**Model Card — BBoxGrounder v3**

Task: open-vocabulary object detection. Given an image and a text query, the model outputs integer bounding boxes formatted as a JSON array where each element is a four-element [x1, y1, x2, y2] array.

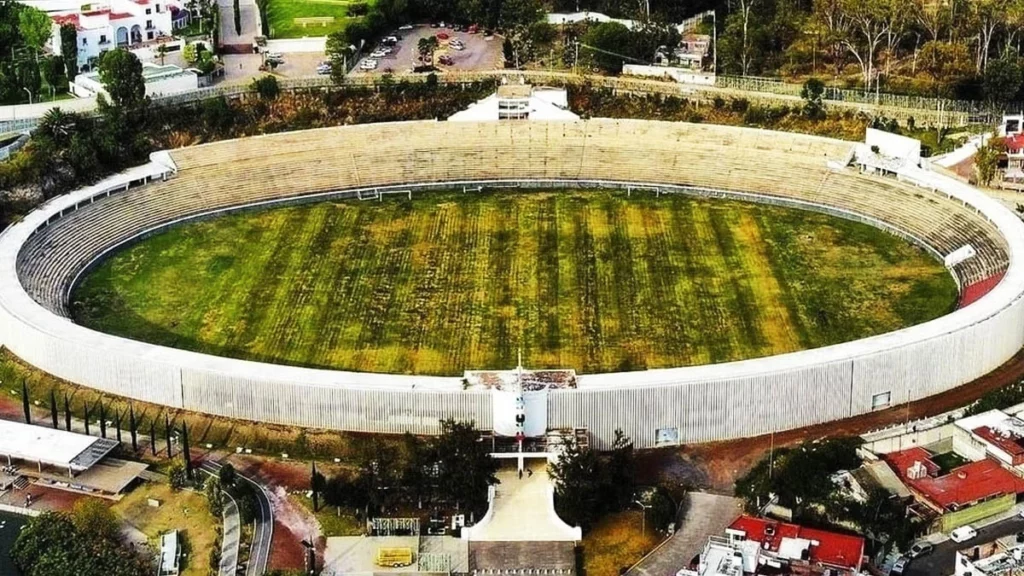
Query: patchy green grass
[[294, 495, 363, 537], [582, 511, 663, 576], [71, 190, 957, 376], [264, 0, 368, 38]]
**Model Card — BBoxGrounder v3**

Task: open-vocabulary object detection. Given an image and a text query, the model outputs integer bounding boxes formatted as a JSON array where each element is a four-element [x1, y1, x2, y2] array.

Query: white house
[[71, 62, 197, 98], [50, 0, 176, 72]]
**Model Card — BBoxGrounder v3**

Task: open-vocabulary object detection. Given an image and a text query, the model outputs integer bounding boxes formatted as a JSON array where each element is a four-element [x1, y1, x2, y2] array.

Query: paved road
[[905, 516, 1024, 576], [218, 494, 241, 576], [627, 492, 744, 576], [201, 460, 274, 576]]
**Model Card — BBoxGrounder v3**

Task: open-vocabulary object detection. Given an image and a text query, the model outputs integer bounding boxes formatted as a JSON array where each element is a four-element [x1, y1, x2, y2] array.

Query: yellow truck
[[375, 547, 414, 568]]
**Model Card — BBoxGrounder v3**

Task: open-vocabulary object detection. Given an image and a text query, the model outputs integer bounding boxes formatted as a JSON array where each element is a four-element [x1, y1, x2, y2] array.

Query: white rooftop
[[448, 87, 579, 122], [0, 419, 118, 471]]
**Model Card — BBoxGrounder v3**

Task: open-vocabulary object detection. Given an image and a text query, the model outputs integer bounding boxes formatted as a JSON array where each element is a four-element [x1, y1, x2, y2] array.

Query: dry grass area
[[294, 494, 364, 537], [581, 510, 663, 576], [111, 482, 218, 576]]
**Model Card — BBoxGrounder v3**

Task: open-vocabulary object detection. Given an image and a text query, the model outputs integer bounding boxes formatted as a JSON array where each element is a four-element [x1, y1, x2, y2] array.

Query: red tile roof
[[974, 425, 1024, 459], [1007, 134, 1024, 153], [885, 448, 1024, 509], [109, 12, 134, 19], [729, 516, 865, 572], [51, 13, 81, 28]]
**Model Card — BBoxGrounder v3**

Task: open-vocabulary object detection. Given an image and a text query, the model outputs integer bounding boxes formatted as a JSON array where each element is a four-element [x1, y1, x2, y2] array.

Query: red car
[[438, 55, 454, 65], [468, 24, 479, 34], [436, 32, 450, 40]]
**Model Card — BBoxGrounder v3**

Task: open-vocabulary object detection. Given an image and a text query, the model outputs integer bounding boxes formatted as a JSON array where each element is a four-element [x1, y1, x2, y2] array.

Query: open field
[[111, 483, 218, 576], [71, 189, 957, 376], [264, 0, 367, 38]]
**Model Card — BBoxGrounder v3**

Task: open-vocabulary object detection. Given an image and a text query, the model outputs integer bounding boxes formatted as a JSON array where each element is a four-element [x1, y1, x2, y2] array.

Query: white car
[[950, 526, 978, 543], [265, 51, 283, 60], [399, 24, 414, 30], [370, 49, 388, 58], [360, 59, 378, 70], [450, 40, 465, 50]]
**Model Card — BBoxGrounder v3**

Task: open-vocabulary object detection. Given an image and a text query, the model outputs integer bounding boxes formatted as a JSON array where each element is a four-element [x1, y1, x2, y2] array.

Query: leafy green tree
[[432, 419, 499, 515], [70, 498, 120, 542], [16, 58, 41, 101], [18, 6, 50, 61], [60, 24, 78, 81], [218, 462, 237, 487], [582, 21, 632, 73], [326, 31, 354, 83], [983, 55, 1023, 104], [13, 511, 151, 576], [975, 137, 1006, 187], [251, 74, 280, 99], [606, 429, 635, 509], [417, 36, 439, 65], [98, 49, 146, 110], [42, 55, 67, 96], [549, 436, 605, 530], [169, 460, 189, 488], [801, 77, 826, 119], [204, 474, 224, 515]]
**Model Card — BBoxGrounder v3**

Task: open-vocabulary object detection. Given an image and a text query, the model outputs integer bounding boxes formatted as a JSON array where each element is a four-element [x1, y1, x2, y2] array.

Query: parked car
[[907, 542, 934, 559], [950, 525, 978, 543], [436, 32, 450, 40], [265, 51, 283, 60], [399, 24, 414, 30], [438, 55, 454, 66], [890, 557, 908, 576], [450, 39, 465, 48], [316, 62, 332, 74], [468, 24, 479, 33], [370, 49, 389, 58], [383, 35, 400, 45], [360, 59, 378, 70]]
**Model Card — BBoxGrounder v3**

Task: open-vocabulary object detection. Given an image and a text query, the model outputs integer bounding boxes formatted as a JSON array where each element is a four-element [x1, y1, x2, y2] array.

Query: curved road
[[201, 460, 274, 576]]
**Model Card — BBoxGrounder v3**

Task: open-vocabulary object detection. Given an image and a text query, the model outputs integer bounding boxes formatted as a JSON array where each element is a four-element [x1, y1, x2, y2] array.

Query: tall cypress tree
[[150, 420, 157, 456], [99, 402, 107, 438], [114, 408, 122, 444], [21, 381, 30, 424], [63, 393, 71, 431], [311, 461, 320, 512], [83, 401, 90, 435], [181, 423, 192, 480], [164, 414, 172, 458], [129, 405, 138, 452], [49, 389, 58, 429]]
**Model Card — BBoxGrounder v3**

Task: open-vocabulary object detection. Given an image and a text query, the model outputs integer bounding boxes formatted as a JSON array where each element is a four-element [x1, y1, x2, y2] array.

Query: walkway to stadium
[[464, 461, 580, 542]]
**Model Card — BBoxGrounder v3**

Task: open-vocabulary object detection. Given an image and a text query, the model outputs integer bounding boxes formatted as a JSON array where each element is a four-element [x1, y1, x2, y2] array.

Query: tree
[[70, 499, 120, 542], [149, 420, 156, 455], [219, 462, 237, 487], [801, 77, 826, 119], [83, 401, 90, 435], [114, 408, 122, 443], [63, 393, 71, 431], [42, 55, 67, 97], [155, 43, 169, 66], [18, 7, 50, 61], [326, 31, 355, 83], [549, 436, 605, 530], [233, 0, 241, 35], [169, 460, 189, 488], [983, 55, 1023, 104], [736, 0, 760, 76], [21, 380, 30, 424], [251, 75, 280, 99], [128, 405, 138, 451], [841, 0, 892, 89], [49, 389, 58, 428], [99, 402, 107, 438], [97, 49, 146, 110], [919, 40, 973, 97], [181, 422, 192, 479], [13, 510, 152, 576], [975, 137, 1006, 187], [417, 36, 439, 65], [311, 461, 324, 512], [165, 414, 173, 457], [60, 24, 78, 81], [606, 429, 635, 509], [581, 22, 632, 73], [432, 419, 499, 514], [204, 475, 224, 516]]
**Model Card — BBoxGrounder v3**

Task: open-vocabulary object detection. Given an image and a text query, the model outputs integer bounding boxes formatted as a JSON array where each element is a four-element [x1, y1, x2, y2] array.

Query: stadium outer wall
[[1, 120, 1023, 450]]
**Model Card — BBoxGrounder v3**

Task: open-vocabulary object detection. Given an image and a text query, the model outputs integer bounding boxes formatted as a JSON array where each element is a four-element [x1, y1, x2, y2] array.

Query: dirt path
[[637, 349, 1024, 492]]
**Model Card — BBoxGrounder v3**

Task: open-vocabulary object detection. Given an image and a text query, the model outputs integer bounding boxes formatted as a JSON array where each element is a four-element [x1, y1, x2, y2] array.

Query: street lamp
[[633, 499, 651, 535], [22, 87, 32, 105]]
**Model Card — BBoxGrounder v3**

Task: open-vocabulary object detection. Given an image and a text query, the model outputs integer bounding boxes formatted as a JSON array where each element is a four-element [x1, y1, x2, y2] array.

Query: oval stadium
[[2, 119, 1023, 450]]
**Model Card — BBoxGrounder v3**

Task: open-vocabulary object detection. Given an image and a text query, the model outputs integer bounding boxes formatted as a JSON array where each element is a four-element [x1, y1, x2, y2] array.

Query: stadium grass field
[[70, 190, 958, 376]]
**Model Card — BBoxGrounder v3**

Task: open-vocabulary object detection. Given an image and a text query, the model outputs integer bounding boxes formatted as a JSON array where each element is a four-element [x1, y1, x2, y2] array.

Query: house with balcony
[[50, 0, 175, 72]]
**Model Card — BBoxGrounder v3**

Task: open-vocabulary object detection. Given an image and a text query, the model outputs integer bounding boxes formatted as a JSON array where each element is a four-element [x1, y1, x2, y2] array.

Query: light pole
[[633, 499, 651, 535], [22, 87, 32, 105]]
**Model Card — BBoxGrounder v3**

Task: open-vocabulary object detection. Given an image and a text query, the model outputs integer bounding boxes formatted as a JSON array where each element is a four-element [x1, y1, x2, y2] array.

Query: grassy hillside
[[71, 190, 957, 376]]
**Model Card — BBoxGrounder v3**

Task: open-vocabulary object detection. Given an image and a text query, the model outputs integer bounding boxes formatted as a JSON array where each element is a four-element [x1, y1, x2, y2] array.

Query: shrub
[[251, 75, 280, 100]]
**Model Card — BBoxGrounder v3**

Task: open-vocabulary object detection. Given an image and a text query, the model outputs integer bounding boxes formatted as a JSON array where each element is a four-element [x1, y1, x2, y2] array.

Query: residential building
[[954, 534, 1024, 576], [884, 446, 1024, 531], [50, 0, 176, 72], [678, 516, 865, 576], [71, 62, 198, 98]]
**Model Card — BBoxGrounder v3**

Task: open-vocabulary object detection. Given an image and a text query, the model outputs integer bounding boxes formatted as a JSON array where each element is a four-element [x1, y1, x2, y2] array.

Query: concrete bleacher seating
[[15, 120, 1010, 317]]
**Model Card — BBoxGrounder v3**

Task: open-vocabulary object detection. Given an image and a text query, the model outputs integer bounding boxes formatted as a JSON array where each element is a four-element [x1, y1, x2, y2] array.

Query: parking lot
[[353, 24, 504, 74]]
